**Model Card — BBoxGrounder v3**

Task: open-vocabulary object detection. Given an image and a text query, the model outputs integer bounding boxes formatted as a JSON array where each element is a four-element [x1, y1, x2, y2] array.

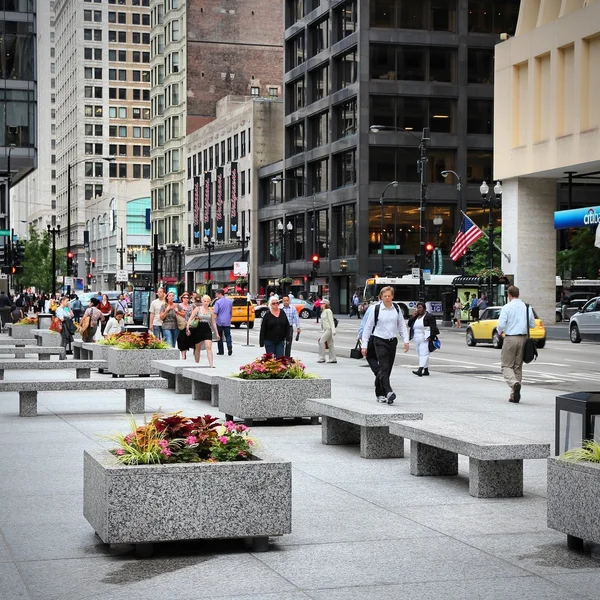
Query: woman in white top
[[407, 301, 440, 377], [317, 299, 337, 363], [104, 311, 126, 338]]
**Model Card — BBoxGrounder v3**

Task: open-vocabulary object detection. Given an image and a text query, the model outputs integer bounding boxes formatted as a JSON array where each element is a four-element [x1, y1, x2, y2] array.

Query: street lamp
[[46, 216, 61, 297], [4, 144, 16, 239], [127, 250, 137, 278], [157, 245, 167, 281], [66, 155, 115, 292], [203, 236, 216, 297], [480, 180, 503, 302], [379, 180, 399, 276], [173, 242, 185, 285], [277, 220, 293, 295], [441, 169, 463, 273], [370, 125, 430, 300]]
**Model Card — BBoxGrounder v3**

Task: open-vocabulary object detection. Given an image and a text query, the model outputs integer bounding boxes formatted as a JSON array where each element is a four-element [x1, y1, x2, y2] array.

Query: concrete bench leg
[[410, 440, 458, 476], [0, 369, 3, 380], [38, 353, 50, 361], [15, 350, 26, 359], [321, 416, 360, 445], [175, 373, 192, 394], [469, 458, 523, 498], [125, 389, 145, 414], [19, 391, 38, 417], [192, 380, 211, 402], [360, 426, 404, 459], [76, 368, 91, 379], [73, 346, 81, 359], [210, 385, 218, 407], [160, 371, 176, 389]]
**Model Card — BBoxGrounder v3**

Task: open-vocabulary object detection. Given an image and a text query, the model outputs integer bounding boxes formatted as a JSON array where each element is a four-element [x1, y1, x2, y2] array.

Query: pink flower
[[239, 424, 248, 431], [158, 439, 168, 448], [160, 448, 172, 456], [248, 439, 254, 446], [225, 421, 236, 431], [218, 436, 228, 444], [185, 435, 197, 445], [115, 448, 124, 455]]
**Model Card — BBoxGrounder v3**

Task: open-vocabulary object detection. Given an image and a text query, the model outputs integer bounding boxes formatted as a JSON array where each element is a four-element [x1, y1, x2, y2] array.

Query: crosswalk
[[458, 368, 600, 386]]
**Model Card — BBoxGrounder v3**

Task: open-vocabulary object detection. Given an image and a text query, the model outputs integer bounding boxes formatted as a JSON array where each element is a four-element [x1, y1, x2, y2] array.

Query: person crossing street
[[281, 295, 301, 357]]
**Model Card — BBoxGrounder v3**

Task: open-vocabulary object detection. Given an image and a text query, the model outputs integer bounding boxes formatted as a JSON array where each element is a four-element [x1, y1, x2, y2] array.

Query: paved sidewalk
[[1, 337, 599, 600]]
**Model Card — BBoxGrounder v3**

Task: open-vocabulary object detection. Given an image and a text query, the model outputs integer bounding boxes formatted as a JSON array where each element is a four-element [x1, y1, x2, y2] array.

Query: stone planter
[[219, 376, 331, 425], [83, 448, 291, 553], [7, 324, 38, 339], [547, 457, 600, 549], [106, 347, 179, 377]]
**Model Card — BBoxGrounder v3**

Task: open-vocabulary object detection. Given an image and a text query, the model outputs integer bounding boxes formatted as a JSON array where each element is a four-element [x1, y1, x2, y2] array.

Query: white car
[[569, 297, 600, 343]]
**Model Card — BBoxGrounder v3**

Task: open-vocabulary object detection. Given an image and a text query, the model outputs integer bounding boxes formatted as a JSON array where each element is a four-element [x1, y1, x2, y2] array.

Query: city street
[[232, 317, 600, 393]]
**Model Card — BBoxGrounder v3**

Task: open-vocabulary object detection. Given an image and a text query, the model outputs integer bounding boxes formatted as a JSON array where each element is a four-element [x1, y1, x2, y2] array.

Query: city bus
[[362, 275, 457, 318]]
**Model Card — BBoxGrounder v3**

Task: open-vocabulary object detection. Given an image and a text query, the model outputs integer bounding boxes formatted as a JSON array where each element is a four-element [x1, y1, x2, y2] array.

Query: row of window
[[83, 160, 150, 179], [84, 105, 150, 120], [85, 0, 151, 5], [286, 0, 356, 41], [83, 123, 150, 138], [371, 44, 456, 83], [84, 10, 150, 25], [84, 67, 150, 82], [370, 0, 458, 32], [84, 47, 150, 63], [185, 129, 252, 179], [85, 85, 150, 101], [108, 144, 150, 157], [84, 28, 149, 44]]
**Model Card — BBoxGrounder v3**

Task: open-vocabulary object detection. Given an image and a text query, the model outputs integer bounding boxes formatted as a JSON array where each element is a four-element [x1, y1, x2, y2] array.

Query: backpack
[[373, 302, 400, 329]]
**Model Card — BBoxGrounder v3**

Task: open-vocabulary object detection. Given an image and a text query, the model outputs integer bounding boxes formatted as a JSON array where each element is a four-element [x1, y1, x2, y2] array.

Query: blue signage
[[554, 206, 600, 229]]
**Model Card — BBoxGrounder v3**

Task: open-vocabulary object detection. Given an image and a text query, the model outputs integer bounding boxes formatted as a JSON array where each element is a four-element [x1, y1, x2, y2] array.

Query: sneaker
[[228, 348, 233, 356], [317, 359, 325, 363], [376, 396, 387, 403], [327, 360, 337, 363], [512, 382, 521, 403], [386, 392, 396, 405]]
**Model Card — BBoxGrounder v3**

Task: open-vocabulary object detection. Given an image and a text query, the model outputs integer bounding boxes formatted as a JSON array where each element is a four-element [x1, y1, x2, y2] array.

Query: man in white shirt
[[361, 286, 410, 404], [497, 285, 536, 403], [148, 288, 166, 339]]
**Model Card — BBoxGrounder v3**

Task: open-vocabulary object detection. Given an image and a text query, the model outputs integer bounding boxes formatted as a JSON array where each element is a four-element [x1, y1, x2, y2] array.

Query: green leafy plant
[[15, 316, 38, 325], [560, 439, 600, 464], [236, 354, 315, 380], [278, 276, 293, 285], [100, 332, 170, 349], [102, 412, 255, 465]]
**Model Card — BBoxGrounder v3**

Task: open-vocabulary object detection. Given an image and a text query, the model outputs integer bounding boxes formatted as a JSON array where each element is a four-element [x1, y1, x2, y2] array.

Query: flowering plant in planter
[[477, 267, 505, 279], [236, 353, 314, 380], [560, 439, 600, 463], [97, 332, 128, 346], [104, 332, 170, 350], [102, 412, 255, 465], [16, 316, 37, 325]]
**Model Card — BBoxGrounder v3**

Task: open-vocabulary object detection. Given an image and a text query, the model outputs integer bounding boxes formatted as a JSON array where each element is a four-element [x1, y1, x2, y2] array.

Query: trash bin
[[37, 313, 53, 330], [555, 392, 600, 455]]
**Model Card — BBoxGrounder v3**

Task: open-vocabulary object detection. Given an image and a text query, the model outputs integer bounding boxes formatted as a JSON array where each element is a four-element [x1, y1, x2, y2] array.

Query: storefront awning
[[452, 276, 482, 286], [184, 250, 242, 272]]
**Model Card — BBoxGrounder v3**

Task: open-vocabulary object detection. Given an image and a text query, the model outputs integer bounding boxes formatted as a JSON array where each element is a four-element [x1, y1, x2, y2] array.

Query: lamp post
[[480, 180, 503, 303], [441, 169, 463, 273], [370, 125, 430, 300], [127, 250, 137, 278], [173, 242, 185, 285], [379, 180, 399, 276], [66, 155, 114, 292], [115, 226, 125, 292], [5, 144, 15, 241], [203, 236, 215, 297], [157, 245, 167, 282], [46, 216, 61, 298], [277, 220, 293, 295]]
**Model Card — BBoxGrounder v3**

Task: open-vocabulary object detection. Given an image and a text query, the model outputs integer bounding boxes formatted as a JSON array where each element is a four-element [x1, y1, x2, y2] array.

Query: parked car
[[210, 296, 255, 329], [556, 299, 588, 322], [466, 306, 546, 349], [255, 298, 314, 320], [569, 297, 600, 343]]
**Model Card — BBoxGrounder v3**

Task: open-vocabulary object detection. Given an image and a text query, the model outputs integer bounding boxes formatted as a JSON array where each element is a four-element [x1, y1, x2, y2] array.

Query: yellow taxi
[[210, 296, 255, 329], [465, 306, 546, 349]]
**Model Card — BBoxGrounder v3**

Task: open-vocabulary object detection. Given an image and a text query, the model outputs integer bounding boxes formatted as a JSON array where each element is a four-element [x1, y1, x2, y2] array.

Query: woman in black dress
[[186, 294, 219, 366]]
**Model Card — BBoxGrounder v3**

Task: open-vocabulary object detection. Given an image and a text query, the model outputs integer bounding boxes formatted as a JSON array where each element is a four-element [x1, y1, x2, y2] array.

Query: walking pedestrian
[[357, 297, 383, 398], [313, 296, 322, 323], [407, 301, 439, 377], [317, 299, 337, 363], [470, 295, 479, 321], [80, 297, 103, 343], [361, 286, 410, 404], [259, 296, 289, 358], [159, 291, 184, 348], [281, 295, 301, 357], [187, 294, 219, 366], [349, 292, 360, 318], [115, 293, 128, 316], [213, 289, 233, 356], [55, 296, 75, 355], [70, 294, 83, 323], [176, 292, 194, 359], [149, 287, 166, 339], [497, 285, 536, 403], [453, 297, 463, 328]]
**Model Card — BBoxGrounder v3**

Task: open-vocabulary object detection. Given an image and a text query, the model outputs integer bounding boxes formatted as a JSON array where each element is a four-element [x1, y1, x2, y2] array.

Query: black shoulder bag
[[523, 304, 538, 364]]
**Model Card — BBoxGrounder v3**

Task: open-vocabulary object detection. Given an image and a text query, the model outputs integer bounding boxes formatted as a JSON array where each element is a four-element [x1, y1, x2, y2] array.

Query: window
[[370, 0, 456, 32], [118, 50, 126, 62], [337, 0, 357, 40], [287, 122, 305, 156], [227, 138, 232, 162], [119, 88, 127, 100], [108, 11, 116, 22], [118, 31, 126, 43], [118, 69, 126, 81], [288, 77, 305, 113], [119, 163, 127, 178], [310, 158, 328, 193], [109, 30, 116, 42], [335, 98, 357, 139], [133, 164, 142, 179], [133, 126, 141, 138], [467, 99, 493, 134], [250, 86, 260, 96], [310, 18, 329, 57], [334, 149, 356, 188], [285, 166, 305, 199], [268, 87, 278, 98], [119, 125, 127, 137], [369, 146, 420, 182], [109, 68, 116, 80], [133, 32, 141, 44], [119, 144, 127, 156], [468, 0, 519, 36], [334, 204, 356, 256], [288, 32, 305, 69], [233, 135, 239, 161], [337, 49, 357, 89], [288, 0, 304, 26], [310, 63, 329, 102], [466, 150, 492, 183], [468, 48, 494, 84], [309, 111, 328, 148], [369, 96, 456, 133], [118, 12, 126, 24], [132, 13, 140, 24]]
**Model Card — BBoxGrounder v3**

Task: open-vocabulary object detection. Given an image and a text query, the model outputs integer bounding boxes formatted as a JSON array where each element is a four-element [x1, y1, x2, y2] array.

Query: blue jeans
[[152, 325, 163, 339], [264, 340, 285, 358], [217, 325, 232, 354], [162, 328, 179, 348]]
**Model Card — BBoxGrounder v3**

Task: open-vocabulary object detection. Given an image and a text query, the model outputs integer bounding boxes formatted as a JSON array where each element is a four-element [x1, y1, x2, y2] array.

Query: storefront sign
[[193, 176, 201, 244], [203, 172, 212, 238], [215, 167, 224, 242], [554, 206, 600, 229], [230, 162, 238, 235]]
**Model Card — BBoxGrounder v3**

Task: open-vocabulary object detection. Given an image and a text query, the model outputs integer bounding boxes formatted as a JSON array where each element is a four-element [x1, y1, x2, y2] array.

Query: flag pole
[[460, 211, 511, 262]]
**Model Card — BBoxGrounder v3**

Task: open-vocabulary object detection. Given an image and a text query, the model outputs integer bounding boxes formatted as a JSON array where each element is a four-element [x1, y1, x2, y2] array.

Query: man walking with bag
[[497, 285, 536, 403], [282, 295, 300, 357]]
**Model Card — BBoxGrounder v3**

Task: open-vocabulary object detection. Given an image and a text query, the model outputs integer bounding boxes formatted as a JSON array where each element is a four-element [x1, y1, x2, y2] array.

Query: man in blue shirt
[[213, 289, 233, 356], [497, 285, 536, 403], [281, 295, 300, 357]]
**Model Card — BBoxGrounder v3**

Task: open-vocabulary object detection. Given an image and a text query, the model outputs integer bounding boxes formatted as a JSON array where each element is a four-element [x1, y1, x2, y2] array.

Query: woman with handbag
[[453, 297, 463, 328], [407, 301, 439, 377], [80, 297, 103, 343], [187, 294, 219, 365], [317, 299, 337, 363], [176, 292, 194, 359], [159, 291, 185, 348]]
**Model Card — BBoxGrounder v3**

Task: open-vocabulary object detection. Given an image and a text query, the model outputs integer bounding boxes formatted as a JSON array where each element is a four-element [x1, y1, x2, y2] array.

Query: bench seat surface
[[0, 360, 106, 369], [389, 419, 550, 460], [0, 378, 169, 392], [0, 346, 64, 353], [181, 367, 224, 383], [151, 360, 209, 374]]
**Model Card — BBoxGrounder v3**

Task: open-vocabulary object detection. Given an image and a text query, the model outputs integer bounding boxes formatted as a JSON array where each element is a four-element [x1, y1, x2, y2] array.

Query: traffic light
[[384, 264, 393, 277], [311, 254, 320, 271], [0, 245, 5, 266], [1, 266, 22, 275], [87, 273, 92, 280], [90, 257, 96, 267], [14, 241, 25, 266], [424, 242, 434, 263]]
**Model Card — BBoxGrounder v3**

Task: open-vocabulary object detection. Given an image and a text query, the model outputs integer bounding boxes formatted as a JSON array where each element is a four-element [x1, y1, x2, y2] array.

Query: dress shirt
[[361, 302, 409, 346], [497, 298, 536, 335], [213, 297, 233, 326], [282, 304, 300, 329], [357, 303, 377, 339]]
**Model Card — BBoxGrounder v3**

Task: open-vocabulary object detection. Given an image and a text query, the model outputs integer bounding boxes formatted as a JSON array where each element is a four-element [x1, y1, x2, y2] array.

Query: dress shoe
[[512, 382, 521, 403], [423, 369, 430, 376], [412, 368, 423, 377], [216, 352, 225, 356], [228, 348, 233, 356]]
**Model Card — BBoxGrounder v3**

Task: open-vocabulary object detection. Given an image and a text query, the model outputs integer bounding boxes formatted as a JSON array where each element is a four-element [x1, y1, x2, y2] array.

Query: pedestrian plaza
[[1, 335, 599, 600]]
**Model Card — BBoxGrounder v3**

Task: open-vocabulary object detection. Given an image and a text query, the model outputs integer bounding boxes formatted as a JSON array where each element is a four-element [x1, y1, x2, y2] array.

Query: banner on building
[[215, 167, 225, 242], [193, 176, 201, 244], [203, 172, 212, 239], [230, 162, 238, 235]]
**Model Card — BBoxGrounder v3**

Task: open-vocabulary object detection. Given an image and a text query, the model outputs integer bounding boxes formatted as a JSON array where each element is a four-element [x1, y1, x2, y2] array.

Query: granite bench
[[0, 359, 107, 380], [73, 340, 85, 359], [388, 419, 550, 498], [0, 377, 169, 416], [0, 346, 65, 360], [33, 330, 62, 347], [152, 360, 208, 394], [0, 339, 37, 347], [82, 342, 107, 371], [305, 398, 423, 459], [181, 367, 225, 407]]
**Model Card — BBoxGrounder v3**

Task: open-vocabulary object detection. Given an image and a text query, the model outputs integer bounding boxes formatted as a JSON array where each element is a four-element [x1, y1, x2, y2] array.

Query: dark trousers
[[366, 337, 383, 397], [217, 325, 232, 354], [373, 337, 398, 396], [265, 339, 285, 358], [284, 326, 294, 357]]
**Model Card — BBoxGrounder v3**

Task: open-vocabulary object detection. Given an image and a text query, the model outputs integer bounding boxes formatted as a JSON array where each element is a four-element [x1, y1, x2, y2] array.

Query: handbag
[[428, 337, 441, 352], [350, 340, 363, 359], [333, 317, 339, 328], [176, 314, 187, 330], [523, 304, 538, 364], [79, 314, 90, 334]]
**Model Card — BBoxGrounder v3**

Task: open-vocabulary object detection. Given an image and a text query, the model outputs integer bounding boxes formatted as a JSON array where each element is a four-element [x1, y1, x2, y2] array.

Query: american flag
[[450, 216, 484, 261]]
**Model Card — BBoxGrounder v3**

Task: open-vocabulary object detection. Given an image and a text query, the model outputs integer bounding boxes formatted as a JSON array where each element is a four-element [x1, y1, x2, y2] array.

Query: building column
[[501, 177, 556, 323]]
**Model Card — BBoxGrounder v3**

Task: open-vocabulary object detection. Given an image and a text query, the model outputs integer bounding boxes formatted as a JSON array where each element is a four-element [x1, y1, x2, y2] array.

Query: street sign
[[116, 269, 129, 282], [64, 277, 74, 287], [423, 270, 431, 281], [0, 273, 7, 280], [411, 268, 420, 279], [233, 261, 248, 276], [310, 284, 318, 292], [0, 229, 10, 237]]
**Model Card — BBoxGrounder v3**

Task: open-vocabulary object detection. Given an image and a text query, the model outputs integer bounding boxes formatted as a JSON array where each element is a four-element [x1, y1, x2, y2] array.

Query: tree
[[14, 226, 67, 292], [463, 226, 502, 276], [557, 228, 600, 279]]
